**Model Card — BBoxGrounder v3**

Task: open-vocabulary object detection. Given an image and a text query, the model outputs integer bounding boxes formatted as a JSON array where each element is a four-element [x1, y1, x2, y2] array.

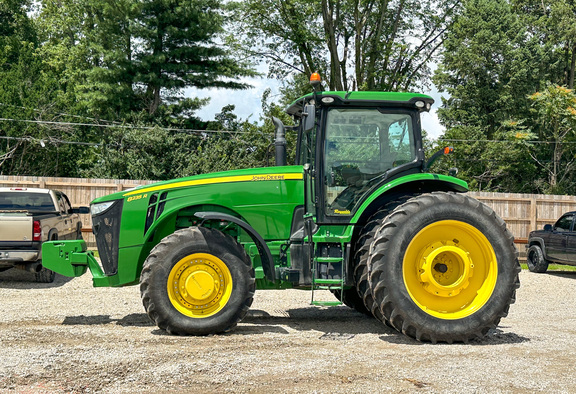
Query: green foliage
[[230, 0, 460, 95], [1, 0, 262, 179], [432, 0, 576, 194], [522, 85, 576, 193]]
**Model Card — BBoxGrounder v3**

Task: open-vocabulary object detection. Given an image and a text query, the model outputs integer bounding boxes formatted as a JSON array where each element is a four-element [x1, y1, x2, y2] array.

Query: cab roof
[[285, 91, 434, 117]]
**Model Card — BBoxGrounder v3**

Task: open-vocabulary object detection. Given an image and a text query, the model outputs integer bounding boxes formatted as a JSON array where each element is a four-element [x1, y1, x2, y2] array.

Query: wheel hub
[[184, 268, 220, 301], [419, 242, 474, 297], [168, 253, 231, 317]]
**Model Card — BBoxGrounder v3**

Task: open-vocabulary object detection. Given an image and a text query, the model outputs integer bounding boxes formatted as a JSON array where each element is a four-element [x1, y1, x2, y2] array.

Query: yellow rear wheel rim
[[403, 220, 498, 319], [168, 253, 233, 318]]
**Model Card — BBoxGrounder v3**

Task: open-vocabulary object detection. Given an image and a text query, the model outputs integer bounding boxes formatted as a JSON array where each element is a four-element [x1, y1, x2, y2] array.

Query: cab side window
[[554, 214, 574, 232], [56, 193, 71, 214]]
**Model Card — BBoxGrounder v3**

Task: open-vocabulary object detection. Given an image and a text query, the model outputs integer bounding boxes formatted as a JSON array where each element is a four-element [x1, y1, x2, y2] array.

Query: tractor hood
[[91, 165, 305, 205]]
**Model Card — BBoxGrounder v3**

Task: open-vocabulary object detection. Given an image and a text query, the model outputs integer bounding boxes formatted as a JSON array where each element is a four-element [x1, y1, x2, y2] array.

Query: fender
[[194, 211, 275, 282], [351, 173, 468, 224], [528, 237, 548, 259]]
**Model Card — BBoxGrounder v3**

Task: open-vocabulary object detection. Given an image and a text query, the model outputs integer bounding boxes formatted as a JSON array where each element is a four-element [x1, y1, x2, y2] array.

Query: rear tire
[[331, 288, 371, 315], [140, 227, 255, 335], [354, 196, 417, 321], [35, 265, 56, 283], [369, 192, 520, 343], [526, 245, 549, 273]]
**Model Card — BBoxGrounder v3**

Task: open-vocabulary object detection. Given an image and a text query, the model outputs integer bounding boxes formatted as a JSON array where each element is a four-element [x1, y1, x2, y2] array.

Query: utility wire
[[439, 138, 576, 145], [0, 103, 123, 125], [0, 117, 268, 135]]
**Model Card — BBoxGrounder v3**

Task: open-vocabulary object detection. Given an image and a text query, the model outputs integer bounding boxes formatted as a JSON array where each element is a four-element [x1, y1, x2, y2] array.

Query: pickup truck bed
[[0, 188, 88, 282]]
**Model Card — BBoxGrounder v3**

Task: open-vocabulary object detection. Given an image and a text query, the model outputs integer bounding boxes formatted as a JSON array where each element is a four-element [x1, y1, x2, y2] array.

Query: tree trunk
[[569, 43, 575, 89], [321, 0, 344, 91]]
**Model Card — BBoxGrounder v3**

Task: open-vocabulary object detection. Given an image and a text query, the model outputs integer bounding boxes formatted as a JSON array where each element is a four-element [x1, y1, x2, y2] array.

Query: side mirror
[[303, 104, 316, 132], [72, 206, 90, 214], [544, 224, 553, 232], [425, 146, 454, 170]]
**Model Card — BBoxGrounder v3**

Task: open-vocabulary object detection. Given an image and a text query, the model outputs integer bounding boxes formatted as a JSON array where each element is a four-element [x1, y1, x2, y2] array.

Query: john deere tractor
[[43, 76, 520, 343]]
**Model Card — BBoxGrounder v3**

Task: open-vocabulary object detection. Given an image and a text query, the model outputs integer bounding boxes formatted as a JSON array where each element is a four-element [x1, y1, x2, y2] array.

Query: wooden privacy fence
[[1, 176, 575, 258]]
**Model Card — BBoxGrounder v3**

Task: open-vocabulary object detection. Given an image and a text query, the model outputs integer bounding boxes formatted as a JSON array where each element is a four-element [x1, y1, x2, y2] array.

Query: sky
[[189, 76, 446, 140]]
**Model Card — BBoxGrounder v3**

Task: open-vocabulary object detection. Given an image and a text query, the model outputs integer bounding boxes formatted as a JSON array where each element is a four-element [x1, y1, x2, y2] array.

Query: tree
[[524, 85, 576, 193], [132, 0, 256, 119], [37, 0, 256, 124], [231, 0, 459, 96], [513, 0, 576, 89], [434, 0, 537, 135], [431, 0, 547, 192]]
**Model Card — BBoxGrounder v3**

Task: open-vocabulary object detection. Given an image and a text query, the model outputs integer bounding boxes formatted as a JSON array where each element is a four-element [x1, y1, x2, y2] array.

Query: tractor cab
[[275, 81, 434, 225]]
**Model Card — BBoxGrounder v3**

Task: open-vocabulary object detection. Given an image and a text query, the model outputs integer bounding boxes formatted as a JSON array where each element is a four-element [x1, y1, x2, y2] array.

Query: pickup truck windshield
[[0, 192, 55, 211]]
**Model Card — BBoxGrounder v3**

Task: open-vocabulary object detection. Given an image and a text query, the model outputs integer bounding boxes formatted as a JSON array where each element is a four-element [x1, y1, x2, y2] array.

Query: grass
[[520, 262, 576, 272]]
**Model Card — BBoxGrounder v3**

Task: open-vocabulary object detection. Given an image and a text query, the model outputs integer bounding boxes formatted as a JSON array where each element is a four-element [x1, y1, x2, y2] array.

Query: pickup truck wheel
[[369, 192, 520, 343], [76, 225, 83, 240], [35, 265, 56, 283], [526, 245, 549, 273], [140, 227, 255, 335]]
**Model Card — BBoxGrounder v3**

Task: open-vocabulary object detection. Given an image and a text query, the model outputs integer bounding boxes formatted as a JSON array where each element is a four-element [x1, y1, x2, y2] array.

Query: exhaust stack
[[271, 117, 287, 166]]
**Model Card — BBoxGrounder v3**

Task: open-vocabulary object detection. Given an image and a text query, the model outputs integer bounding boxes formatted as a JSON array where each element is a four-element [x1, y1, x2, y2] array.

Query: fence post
[[530, 196, 537, 232]]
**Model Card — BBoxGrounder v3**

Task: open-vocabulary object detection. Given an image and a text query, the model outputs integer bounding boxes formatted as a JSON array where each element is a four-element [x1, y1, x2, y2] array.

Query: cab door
[[55, 192, 75, 240], [547, 213, 574, 262], [564, 214, 576, 264]]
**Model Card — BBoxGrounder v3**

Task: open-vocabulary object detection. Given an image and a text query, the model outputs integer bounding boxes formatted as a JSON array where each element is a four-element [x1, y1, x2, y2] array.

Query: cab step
[[311, 300, 342, 306]]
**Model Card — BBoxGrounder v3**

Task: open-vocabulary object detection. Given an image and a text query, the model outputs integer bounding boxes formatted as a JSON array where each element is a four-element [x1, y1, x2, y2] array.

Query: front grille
[[92, 200, 123, 275]]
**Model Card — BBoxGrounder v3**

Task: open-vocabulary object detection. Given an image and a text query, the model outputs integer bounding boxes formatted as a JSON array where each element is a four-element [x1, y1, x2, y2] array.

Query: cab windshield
[[324, 108, 415, 215]]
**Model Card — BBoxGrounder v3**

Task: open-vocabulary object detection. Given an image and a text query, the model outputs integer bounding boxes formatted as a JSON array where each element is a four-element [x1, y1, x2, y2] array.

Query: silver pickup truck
[[0, 188, 88, 282]]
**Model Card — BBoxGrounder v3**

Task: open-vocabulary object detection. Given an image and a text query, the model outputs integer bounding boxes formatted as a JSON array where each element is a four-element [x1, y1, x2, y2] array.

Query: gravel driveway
[[0, 268, 575, 393]]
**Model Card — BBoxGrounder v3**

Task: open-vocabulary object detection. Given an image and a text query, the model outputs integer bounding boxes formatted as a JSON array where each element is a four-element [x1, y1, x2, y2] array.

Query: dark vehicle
[[527, 211, 576, 272]]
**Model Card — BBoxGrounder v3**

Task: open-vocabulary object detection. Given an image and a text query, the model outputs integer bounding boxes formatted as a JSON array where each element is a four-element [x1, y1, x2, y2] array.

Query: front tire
[[369, 192, 520, 343], [140, 227, 255, 335], [526, 245, 549, 273]]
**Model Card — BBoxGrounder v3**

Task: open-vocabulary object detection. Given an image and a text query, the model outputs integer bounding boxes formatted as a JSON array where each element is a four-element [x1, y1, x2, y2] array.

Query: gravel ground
[[0, 268, 575, 393]]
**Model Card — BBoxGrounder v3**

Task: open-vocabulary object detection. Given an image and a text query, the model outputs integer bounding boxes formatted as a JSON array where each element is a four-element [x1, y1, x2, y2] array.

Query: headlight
[[91, 201, 117, 216]]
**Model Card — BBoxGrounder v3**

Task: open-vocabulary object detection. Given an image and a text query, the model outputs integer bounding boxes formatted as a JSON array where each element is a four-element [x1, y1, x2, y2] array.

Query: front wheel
[[369, 192, 520, 343], [526, 245, 549, 273], [140, 227, 255, 335]]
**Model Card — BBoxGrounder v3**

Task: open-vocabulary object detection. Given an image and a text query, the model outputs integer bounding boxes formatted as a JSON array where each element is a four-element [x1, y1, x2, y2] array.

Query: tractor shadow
[[62, 313, 155, 327], [240, 307, 529, 345], [240, 306, 392, 338], [0, 269, 74, 289], [59, 307, 529, 346]]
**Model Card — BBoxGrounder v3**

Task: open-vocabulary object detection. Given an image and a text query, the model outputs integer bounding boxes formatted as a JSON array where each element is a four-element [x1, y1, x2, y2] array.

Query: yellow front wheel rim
[[168, 253, 233, 318], [403, 220, 498, 319]]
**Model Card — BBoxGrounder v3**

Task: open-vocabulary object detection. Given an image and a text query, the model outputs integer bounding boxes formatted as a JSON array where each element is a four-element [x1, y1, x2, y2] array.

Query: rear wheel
[[35, 264, 56, 283], [140, 227, 255, 335], [354, 196, 417, 321], [526, 245, 549, 273], [331, 288, 370, 315], [369, 192, 520, 343]]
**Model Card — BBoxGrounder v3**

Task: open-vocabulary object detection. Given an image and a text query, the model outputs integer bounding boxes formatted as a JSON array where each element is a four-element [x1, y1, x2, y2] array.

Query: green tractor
[[43, 76, 520, 343]]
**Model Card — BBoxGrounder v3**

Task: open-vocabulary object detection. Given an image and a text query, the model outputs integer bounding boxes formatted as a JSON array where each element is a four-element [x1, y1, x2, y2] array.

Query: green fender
[[350, 173, 468, 224]]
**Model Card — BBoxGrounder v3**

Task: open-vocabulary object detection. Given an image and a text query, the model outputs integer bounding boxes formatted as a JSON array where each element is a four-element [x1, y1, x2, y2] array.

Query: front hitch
[[42, 240, 104, 278]]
